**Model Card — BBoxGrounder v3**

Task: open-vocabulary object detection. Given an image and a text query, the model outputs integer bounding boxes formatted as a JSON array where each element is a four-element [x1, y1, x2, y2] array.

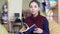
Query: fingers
[[33, 30, 37, 33], [34, 28, 40, 31], [33, 28, 43, 33]]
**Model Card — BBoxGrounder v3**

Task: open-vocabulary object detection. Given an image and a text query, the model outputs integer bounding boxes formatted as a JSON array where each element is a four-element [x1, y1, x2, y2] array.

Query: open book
[[16, 24, 37, 34], [23, 24, 37, 34]]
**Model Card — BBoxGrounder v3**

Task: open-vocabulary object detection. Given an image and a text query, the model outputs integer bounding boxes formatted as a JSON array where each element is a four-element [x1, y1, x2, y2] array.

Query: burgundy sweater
[[26, 14, 50, 34]]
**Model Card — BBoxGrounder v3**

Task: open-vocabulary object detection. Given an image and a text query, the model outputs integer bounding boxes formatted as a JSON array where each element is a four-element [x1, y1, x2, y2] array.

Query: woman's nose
[[32, 8, 35, 10]]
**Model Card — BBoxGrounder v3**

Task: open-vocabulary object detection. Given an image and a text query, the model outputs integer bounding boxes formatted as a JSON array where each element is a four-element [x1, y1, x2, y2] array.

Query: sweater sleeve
[[42, 18, 50, 34]]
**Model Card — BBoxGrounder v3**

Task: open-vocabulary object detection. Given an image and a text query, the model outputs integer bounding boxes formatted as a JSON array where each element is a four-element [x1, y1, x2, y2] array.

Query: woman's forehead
[[30, 2, 38, 6]]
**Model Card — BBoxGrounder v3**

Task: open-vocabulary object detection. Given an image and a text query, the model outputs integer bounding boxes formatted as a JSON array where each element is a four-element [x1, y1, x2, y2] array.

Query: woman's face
[[29, 2, 40, 15]]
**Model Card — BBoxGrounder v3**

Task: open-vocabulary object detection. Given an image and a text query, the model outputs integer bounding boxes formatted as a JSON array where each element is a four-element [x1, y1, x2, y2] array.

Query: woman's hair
[[29, 0, 40, 7]]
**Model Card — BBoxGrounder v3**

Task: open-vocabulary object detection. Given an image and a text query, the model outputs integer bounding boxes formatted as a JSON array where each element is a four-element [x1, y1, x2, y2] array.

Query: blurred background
[[0, 0, 60, 34]]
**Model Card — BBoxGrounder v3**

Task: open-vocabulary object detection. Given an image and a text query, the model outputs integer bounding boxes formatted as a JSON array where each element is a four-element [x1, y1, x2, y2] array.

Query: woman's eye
[[29, 5, 37, 8], [30, 6, 32, 8]]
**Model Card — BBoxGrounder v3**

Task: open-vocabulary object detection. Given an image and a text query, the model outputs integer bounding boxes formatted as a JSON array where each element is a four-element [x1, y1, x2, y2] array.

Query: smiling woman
[[21, 0, 50, 34]]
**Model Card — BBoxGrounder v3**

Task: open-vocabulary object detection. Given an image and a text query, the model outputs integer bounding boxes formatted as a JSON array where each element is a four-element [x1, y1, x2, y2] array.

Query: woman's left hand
[[33, 28, 43, 33]]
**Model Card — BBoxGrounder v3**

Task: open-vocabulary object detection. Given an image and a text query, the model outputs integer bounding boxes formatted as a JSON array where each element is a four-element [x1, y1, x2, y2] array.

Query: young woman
[[25, 0, 50, 34]]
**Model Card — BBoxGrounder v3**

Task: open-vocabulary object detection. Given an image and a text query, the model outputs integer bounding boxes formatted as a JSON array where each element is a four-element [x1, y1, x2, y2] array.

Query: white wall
[[8, 0, 22, 31], [8, 0, 22, 20]]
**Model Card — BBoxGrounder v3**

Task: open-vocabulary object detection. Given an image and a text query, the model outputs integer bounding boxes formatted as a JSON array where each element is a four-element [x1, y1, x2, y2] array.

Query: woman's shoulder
[[25, 16, 32, 21], [39, 15, 46, 19], [40, 15, 48, 21], [26, 16, 31, 19]]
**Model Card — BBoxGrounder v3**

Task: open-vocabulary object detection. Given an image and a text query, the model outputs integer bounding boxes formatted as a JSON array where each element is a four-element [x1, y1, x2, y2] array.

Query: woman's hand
[[33, 28, 43, 33]]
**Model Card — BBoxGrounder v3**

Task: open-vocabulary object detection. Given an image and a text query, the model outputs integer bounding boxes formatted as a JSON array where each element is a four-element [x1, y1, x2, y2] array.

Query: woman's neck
[[33, 13, 38, 17]]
